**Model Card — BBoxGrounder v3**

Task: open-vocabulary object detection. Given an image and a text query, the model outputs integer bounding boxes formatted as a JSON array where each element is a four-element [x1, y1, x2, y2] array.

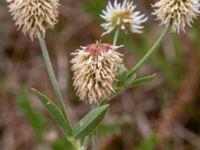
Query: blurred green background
[[1, 0, 200, 149]]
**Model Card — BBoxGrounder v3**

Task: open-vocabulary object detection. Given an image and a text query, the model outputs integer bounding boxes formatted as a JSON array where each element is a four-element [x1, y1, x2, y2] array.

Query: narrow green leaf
[[31, 88, 72, 137], [135, 134, 157, 150], [128, 74, 156, 88], [72, 104, 109, 139], [124, 73, 137, 87], [116, 64, 128, 88]]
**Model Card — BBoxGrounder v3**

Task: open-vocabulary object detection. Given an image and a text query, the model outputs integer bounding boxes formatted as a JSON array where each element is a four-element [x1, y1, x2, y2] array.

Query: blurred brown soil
[[1, 0, 200, 150], [156, 35, 200, 149]]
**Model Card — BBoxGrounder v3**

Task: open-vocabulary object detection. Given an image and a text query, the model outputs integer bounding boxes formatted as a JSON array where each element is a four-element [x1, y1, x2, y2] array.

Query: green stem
[[113, 28, 120, 46], [91, 104, 98, 150], [129, 25, 170, 76], [82, 136, 90, 148], [37, 33, 71, 132], [92, 129, 98, 150], [68, 138, 82, 150]]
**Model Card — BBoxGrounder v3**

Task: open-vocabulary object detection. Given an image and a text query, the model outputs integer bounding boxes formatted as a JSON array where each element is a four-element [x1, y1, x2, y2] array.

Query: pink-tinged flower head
[[85, 43, 112, 57], [71, 42, 123, 104]]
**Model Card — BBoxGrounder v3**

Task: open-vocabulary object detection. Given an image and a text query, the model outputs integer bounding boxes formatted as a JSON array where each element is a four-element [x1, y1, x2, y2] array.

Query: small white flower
[[100, 0, 148, 36], [152, 0, 200, 33]]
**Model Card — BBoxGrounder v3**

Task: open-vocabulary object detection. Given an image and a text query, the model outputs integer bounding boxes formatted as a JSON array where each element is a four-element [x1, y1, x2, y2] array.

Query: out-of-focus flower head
[[8, 0, 59, 40], [152, 0, 200, 33], [71, 42, 123, 104], [100, 0, 148, 36]]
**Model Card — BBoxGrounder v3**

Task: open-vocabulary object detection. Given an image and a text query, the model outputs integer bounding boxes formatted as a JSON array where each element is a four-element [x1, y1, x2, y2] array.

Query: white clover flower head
[[71, 42, 123, 104], [152, 0, 200, 33], [100, 0, 148, 36], [8, 0, 60, 40]]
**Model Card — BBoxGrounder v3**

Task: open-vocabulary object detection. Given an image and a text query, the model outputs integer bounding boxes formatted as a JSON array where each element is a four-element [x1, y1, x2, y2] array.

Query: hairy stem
[[113, 28, 120, 46], [92, 129, 98, 150], [68, 138, 82, 150], [129, 25, 170, 76], [82, 136, 90, 148], [37, 33, 71, 133], [91, 104, 99, 150]]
